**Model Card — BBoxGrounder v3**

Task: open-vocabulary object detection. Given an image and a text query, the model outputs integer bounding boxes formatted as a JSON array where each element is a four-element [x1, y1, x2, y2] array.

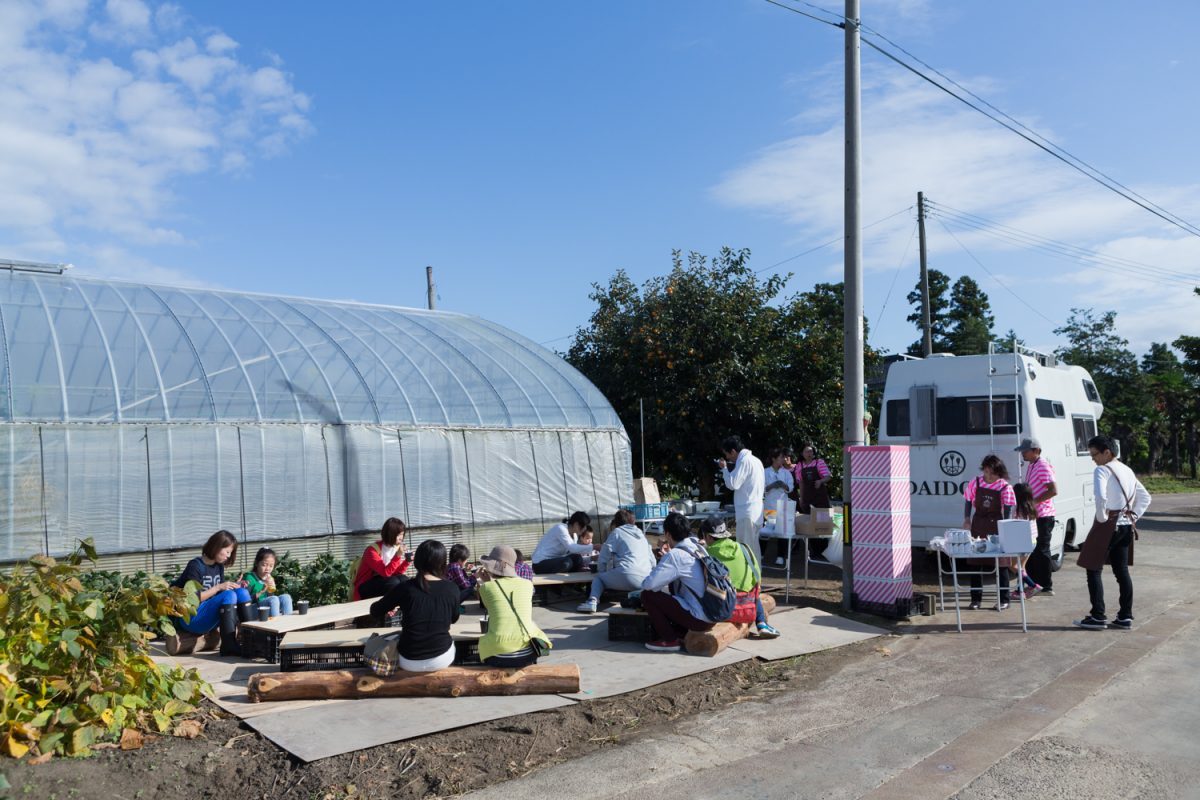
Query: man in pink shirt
[[1016, 438, 1057, 595]]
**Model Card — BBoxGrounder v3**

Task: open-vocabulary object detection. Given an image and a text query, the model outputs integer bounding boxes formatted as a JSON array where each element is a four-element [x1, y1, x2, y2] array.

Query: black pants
[[970, 568, 1011, 604], [359, 574, 405, 600], [533, 554, 581, 574], [1087, 525, 1133, 621], [484, 649, 539, 669], [1025, 516, 1056, 590]]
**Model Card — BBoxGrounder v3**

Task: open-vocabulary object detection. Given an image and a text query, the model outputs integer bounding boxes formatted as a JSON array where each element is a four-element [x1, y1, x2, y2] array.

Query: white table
[[758, 528, 836, 601], [932, 540, 1032, 633]]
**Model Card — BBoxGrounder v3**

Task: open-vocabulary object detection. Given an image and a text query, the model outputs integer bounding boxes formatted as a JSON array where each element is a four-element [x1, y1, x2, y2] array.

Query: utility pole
[[426, 266, 436, 310], [842, 0, 863, 611], [917, 191, 932, 356]]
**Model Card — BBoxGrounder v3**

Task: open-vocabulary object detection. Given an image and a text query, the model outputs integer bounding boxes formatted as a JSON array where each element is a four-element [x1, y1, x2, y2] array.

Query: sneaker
[[1041, 588, 1055, 597], [774, 557, 785, 567], [967, 602, 981, 610], [1110, 617, 1133, 630], [993, 602, 1010, 611], [645, 639, 682, 652], [755, 622, 781, 639], [576, 598, 598, 614], [1073, 615, 1108, 630], [1023, 585, 1041, 600]]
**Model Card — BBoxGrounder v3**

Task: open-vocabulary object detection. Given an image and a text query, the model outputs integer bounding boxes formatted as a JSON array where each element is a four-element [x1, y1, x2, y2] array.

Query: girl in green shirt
[[242, 548, 294, 617]]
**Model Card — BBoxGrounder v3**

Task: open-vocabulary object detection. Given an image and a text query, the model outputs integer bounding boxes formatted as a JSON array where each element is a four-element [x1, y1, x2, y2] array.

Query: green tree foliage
[[271, 552, 352, 605], [1141, 343, 1191, 475], [906, 268, 951, 355], [0, 540, 207, 760], [1054, 308, 1150, 462], [566, 248, 878, 497], [1171, 331, 1200, 478], [943, 276, 995, 355]]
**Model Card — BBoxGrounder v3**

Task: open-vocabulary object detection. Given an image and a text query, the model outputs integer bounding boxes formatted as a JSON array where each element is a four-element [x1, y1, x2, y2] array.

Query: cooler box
[[998, 519, 1035, 553]]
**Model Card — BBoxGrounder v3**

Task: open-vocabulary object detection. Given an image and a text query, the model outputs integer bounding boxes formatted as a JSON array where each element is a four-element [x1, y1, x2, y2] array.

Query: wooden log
[[682, 593, 776, 657], [685, 622, 750, 657], [246, 664, 580, 703]]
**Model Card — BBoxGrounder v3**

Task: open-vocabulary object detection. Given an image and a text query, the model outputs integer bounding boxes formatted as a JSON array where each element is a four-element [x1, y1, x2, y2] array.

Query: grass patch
[[1141, 474, 1200, 494]]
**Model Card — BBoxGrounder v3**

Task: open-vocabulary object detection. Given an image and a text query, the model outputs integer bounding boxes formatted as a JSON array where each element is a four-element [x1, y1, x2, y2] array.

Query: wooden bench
[[530, 572, 593, 605], [239, 599, 391, 663], [277, 621, 485, 672]]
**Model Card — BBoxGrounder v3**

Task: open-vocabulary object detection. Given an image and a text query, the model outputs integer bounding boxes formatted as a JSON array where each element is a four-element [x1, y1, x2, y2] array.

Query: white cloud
[[0, 0, 312, 278], [712, 69, 1200, 354]]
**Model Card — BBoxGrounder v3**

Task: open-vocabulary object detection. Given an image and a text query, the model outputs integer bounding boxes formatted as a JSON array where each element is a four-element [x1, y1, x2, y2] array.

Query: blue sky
[[4, 0, 1200, 359]]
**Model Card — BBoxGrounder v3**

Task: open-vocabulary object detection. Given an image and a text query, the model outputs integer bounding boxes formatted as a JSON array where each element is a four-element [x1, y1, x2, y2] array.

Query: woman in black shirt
[[369, 540, 461, 671]]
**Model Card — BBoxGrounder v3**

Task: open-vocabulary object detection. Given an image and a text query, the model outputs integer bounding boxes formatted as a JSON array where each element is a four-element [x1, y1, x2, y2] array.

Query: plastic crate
[[607, 611, 656, 642], [280, 644, 366, 672], [620, 502, 670, 520]]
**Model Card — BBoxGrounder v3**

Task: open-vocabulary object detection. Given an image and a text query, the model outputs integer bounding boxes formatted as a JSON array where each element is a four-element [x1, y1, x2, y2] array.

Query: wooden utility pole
[[918, 191, 932, 356]]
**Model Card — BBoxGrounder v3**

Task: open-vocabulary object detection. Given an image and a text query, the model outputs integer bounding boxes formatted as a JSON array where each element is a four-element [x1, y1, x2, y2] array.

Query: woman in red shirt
[[353, 517, 413, 600]]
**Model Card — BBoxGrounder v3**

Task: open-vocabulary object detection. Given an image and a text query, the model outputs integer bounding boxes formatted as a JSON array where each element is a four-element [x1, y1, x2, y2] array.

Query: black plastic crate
[[280, 644, 366, 672], [607, 611, 655, 642]]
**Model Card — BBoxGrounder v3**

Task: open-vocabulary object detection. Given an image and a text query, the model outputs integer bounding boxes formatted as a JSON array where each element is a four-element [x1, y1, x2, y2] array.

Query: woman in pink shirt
[[962, 454, 1016, 610]]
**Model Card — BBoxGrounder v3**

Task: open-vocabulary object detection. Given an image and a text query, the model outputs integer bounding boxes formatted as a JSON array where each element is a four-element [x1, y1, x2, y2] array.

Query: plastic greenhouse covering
[[0, 268, 632, 561]]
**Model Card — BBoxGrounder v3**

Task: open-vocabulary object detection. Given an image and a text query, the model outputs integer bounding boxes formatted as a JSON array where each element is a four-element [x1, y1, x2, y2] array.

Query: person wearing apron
[[961, 454, 1016, 610], [796, 445, 833, 560]]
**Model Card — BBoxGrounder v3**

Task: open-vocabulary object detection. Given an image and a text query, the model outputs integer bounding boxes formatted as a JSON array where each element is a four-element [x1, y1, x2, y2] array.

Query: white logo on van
[[939, 451, 966, 476]]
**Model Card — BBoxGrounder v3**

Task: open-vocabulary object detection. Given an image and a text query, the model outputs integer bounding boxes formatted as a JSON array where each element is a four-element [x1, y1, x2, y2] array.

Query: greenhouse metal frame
[[0, 263, 632, 563]]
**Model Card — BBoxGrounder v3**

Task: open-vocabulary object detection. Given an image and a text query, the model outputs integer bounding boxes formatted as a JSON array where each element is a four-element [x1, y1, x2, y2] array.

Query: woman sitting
[[477, 544, 551, 668], [640, 512, 717, 652], [353, 517, 412, 600], [531, 511, 594, 574], [168, 530, 253, 657], [576, 509, 656, 613], [368, 540, 461, 672]]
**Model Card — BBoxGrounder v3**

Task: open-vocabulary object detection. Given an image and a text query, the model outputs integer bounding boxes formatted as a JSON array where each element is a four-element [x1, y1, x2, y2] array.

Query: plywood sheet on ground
[[245, 694, 574, 762], [728, 606, 887, 661]]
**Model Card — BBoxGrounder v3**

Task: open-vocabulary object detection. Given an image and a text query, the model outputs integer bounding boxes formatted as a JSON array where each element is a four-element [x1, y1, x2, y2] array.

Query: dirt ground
[[3, 558, 941, 800]]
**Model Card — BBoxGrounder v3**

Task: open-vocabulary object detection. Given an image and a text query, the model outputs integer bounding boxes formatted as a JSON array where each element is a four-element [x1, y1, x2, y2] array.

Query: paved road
[[465, 493, 1200, 800]]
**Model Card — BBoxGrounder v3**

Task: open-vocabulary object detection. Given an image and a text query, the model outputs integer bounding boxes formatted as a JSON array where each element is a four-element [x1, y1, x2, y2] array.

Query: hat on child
[[480, 544, 519, 578], [700, 516, 731, 538]]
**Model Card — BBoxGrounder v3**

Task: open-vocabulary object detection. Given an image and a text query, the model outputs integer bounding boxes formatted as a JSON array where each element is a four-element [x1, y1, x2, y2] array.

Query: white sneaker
[[576, 599, 598, 613], [774, 557, 785, 566]]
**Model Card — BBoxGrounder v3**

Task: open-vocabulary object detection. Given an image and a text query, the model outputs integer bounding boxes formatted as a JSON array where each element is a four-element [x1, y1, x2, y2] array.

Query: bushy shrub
[[0, 540, 208, 759], [272, 551, 352, 606]]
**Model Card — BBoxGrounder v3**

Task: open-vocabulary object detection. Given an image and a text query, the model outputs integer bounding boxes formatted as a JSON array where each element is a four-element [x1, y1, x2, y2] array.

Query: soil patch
[[4, 590, 899, 800]]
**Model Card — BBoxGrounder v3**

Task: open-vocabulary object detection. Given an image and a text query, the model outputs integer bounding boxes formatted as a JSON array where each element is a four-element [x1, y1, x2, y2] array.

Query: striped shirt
[[514, 561, 534, 581], [963, 476, 1016, 506], [793, 458, 831, 482], [1025, 458, 1057, 518]]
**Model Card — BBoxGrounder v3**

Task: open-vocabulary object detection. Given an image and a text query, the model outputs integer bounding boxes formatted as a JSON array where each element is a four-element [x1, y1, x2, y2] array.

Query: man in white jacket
[[719, 436, 765, 565]]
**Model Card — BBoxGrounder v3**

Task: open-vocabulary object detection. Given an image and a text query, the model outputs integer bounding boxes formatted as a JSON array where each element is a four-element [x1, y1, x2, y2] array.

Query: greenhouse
[[0, 262, 632, 564]]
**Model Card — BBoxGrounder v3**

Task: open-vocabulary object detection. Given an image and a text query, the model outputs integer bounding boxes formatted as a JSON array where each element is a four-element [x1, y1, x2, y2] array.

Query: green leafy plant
[[0, 539, 209, 759], [272, 551, 352, 606]]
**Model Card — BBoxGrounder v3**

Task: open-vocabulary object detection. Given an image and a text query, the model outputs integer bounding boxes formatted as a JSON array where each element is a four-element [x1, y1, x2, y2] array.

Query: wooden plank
[[240, 599, 377, 634], [281, 621, 485, 652], [531, 572, 593, 586]]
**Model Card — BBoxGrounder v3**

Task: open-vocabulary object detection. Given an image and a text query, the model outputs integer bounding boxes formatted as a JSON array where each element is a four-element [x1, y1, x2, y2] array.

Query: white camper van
[[878, 344, 1104, 569]]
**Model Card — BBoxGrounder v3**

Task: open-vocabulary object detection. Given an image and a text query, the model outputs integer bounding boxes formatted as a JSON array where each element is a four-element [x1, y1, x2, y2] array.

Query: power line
[[933, 216, 1057, 325], [760, 0, 1200, 240], [869, 221, 917, 345], [755, 205, 914, 274]]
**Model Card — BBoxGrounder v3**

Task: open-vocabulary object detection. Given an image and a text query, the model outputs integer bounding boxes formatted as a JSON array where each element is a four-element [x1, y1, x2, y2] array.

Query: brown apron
[[1077, 466, 1138, 570], [799, 462, 830, 514], [967, 478, 1003, 567]]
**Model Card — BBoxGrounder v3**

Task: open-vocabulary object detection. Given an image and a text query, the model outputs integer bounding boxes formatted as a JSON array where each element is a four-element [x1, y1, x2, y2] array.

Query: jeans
[[755, 595, 768, 625], [533, 554, 582, 574], [1087, 525, 1133, 621], [588, 569, 644, 602], [260, 593, 293, 617], [178, 587, 252, 634], [1025, 516, 1056, 590], [641, 589, 714, 642]]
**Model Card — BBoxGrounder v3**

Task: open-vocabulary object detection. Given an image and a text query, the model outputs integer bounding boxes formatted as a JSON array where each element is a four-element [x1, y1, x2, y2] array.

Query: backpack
[[347, 543, 381, 601], [681, 543, 737, 622]]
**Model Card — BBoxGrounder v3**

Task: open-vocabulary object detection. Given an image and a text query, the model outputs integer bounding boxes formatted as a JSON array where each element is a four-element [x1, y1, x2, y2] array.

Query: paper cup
[[479, 616, 489, 634], [257, 606, 270, 621], [297, 600, 309, 615]]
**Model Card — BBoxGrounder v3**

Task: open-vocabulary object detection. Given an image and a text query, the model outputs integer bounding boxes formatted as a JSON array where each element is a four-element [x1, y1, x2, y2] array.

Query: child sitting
[[578, 525, 597, 570], [242, 547, 293, 618], [445, 543, 478, 602], [513, 549, 535, 580]]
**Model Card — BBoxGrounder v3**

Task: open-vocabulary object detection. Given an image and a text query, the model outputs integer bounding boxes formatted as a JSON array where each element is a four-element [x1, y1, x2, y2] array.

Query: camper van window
[[1082, 380, 1101, 403], [1072, 416, 1097, 454], [886, 399, 910, 437], [1035, 398, 1066, 419], [934, 396, 1021, 436]]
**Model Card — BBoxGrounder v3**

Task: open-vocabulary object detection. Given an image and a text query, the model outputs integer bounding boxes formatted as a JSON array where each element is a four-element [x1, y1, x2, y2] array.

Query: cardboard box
[[633, 477, 660, 505], [998, 519, 1035, 553]]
